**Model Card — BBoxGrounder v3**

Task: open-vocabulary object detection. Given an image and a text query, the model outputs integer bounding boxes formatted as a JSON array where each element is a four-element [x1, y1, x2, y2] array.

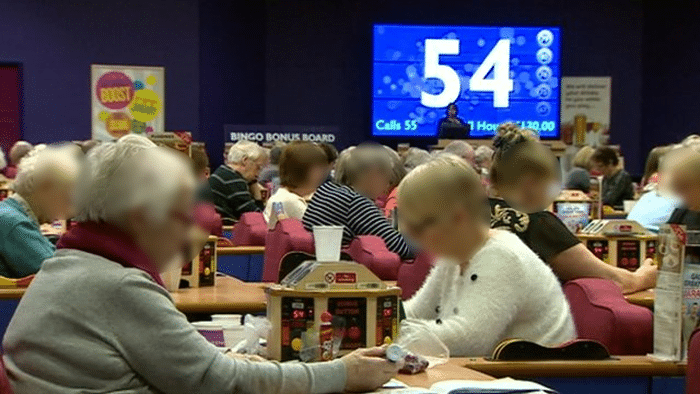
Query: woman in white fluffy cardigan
[[397, 156, 576, 357]]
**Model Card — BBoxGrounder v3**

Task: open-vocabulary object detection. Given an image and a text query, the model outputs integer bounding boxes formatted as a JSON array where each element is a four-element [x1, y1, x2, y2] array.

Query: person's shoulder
[[0, 200, 33, 232], [477, 230, 523, 261], [485, 230, 547, 268]]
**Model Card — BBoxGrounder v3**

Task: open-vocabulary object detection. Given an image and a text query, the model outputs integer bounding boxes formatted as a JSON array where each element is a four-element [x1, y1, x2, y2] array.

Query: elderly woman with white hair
[[441, 140, 476, 166], [0, 145, 79, 278], [303, 144, 415, 259], [208, 140, 269, 220], [398, 156, 575, 356], [3, 134, 398, 394]]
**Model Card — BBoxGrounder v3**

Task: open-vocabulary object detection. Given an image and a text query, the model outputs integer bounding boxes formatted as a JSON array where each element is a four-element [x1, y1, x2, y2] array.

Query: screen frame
[[370, 23, 563, 141]]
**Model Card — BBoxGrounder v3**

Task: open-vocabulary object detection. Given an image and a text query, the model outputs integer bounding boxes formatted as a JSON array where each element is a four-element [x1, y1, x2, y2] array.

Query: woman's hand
[[342, 346, 402, 392]]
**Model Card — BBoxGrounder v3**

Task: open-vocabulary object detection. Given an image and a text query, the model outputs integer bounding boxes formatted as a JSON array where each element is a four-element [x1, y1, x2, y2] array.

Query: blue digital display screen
[[372, 25, 560, 139]]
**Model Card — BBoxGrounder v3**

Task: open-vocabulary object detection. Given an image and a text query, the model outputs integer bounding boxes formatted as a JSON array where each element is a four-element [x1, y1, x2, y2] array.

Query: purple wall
[[0, 0, 199, 144], [2, 0, 698, 175], [264, 0, 646, 173]]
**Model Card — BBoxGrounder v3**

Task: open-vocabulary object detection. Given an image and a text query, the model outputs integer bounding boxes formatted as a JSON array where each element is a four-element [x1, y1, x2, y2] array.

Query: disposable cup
[[313, 225, 343, 262]]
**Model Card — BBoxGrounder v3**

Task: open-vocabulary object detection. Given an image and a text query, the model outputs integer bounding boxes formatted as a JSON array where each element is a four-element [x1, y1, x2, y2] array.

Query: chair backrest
[[231, 212, 267, 246], [396, 251, 434, 300], [563, 278, 653, 355], [193, 202, 223, 236], [262, 218, 315, 282], [345, 236, 401, 281], [688, 328, 700, 394], [0, 355, 13, 394]]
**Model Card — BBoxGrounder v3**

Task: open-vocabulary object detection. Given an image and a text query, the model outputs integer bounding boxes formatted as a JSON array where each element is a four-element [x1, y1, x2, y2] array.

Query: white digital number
[[421, 39, 460, 108], [421, 38, 514, 109], [469, 39, 514, 108]]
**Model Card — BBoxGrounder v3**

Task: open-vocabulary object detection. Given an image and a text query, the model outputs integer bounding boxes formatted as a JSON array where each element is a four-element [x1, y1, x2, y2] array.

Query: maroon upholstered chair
[[230, 212, 267, 246], [193, 202, 223, 236], [345, 236, 402, 281], [563, 278, 653, 355], [262, 218, 315, 282], [396, 251, 434, 300], [688, 328, 700, 394]]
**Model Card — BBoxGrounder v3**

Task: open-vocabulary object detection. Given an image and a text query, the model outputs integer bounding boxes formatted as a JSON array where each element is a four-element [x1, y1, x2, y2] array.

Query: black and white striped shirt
[[208, 165, 263, 220], [302, 181, 415, 259]]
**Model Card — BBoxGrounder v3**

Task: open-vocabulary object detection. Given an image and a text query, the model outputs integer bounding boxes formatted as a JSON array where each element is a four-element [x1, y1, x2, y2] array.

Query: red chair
[[346, 236, 402, 281], [230, 212, 267, 246], [688, 328, 700, 394], [262, 218, 315, 282], [0, 355, 13, 394], [396, 251, 434, 300], [563, 278, 653, 355], [193, 202, 223, 236]]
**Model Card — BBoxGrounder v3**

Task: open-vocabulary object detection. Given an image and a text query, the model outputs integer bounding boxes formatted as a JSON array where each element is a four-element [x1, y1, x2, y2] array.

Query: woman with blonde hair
[[665, 145, 700, 229], [399, 155, 575, 356], [565, 146, 595, 193], [489, 125, 657, 294]]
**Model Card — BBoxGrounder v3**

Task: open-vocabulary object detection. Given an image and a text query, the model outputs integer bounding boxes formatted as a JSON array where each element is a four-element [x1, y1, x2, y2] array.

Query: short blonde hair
[[572, 146, 595, 170], [662, 146, 700, 191], [398, 155, 487, 223]]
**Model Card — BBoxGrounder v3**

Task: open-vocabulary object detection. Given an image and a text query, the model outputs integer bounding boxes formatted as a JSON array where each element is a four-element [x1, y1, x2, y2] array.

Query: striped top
[[302, 181, 415, 259], [208, 165, 263, 220]]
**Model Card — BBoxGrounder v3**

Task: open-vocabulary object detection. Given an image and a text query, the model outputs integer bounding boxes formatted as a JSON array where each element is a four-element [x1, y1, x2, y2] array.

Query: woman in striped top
[[303, 145, 415, 259]]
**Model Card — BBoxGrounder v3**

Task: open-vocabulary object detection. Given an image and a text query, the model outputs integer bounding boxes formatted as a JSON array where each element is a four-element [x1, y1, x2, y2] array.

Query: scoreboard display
[[372, 25, 561, 139]]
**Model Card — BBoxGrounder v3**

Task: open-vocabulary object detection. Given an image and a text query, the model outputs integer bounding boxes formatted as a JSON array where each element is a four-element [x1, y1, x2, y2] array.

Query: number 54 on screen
[[422, 38, 513, 109]]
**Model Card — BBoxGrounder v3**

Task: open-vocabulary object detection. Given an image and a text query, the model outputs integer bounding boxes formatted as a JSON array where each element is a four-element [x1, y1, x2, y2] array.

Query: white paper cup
[[313, 225, 343, 262], [623, 200, 637, 213]]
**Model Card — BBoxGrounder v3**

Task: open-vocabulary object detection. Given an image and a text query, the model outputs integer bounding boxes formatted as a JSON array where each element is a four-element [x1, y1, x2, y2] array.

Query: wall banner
[[560, 76, 611, 146], [224, 125, 342, 146], [91, 64, 165, 141]]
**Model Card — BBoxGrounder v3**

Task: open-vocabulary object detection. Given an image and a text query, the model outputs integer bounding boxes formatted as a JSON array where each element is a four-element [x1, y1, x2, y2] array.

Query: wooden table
[[391, 359, 493, 389], [625, 289, 654, 309], [461, 356, 685, 378], [218, 246, 265, 255], [171, 276, 268, 314], [0, 288, 26, 299]]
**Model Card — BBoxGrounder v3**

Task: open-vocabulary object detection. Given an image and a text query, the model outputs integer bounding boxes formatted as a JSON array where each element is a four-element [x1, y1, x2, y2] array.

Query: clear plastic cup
[[313, 225, 344, 262]]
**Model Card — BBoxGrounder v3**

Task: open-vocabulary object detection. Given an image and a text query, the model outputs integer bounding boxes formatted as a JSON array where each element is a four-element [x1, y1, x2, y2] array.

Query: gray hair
[[335, 145, 393, 186], [402, 148, 431, 170], [474, 145, 494, 166], [443, 140, 475, 162], [384, 146, 406, 188], [227, 140, 266, 165], [9, 141, 33, 165], [12, 144, 80, 197], [75, 134, 196, 225]]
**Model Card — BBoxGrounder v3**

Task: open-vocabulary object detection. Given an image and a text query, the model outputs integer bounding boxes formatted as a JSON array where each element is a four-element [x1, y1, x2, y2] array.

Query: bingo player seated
[[3, 135, 399, 394], [397, 156, 576, 357]]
